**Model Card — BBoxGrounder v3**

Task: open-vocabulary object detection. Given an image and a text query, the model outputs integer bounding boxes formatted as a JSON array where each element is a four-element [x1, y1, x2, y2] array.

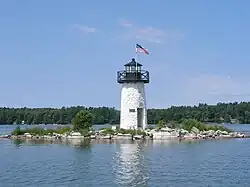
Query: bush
[[156, 120, 166, 129], [99, 128, 146, 136], [55, 126, 72, 134], [79, 128, 90, 136], [166, 121, 180, 129], [12, 126, 22, 136], [73, 110, 93, 131], [11, 126, 72, 136], [181, 119, 232, 132], [100, 128, 116, 135]]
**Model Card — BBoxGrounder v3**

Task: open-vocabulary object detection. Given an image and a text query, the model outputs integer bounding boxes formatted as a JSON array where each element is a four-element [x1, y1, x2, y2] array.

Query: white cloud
[[117, 19, 184, 44], [119, 19, 133, 28], [73, 24, 97, 34]]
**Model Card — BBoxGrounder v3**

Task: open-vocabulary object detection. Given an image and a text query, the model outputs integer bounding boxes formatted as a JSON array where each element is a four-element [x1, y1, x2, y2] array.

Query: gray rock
[[133, 135, 143, 140], [71, 132, 82, 136], [160, 127, 173, 132], [170, 131, 179, 136], [191, 127, 200, 134], [113, 134, 132, 140], [24, 133, 32, 138], [152, 131, 177, 140], [90, 135, 96, 139], [101, 135, 111, 139]]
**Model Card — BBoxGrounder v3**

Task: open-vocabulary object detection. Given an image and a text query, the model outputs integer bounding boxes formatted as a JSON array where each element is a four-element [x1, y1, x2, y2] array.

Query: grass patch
[[99, 128, 146, 136], [117, 128, 146, 135], [11, 126, 72, 136], [181, 119, 232, 132], [99, 128, 116, 135]]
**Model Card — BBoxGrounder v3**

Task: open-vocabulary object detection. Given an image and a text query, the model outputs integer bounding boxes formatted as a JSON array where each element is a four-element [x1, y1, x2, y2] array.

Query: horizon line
[[0, 101, 247, 110]]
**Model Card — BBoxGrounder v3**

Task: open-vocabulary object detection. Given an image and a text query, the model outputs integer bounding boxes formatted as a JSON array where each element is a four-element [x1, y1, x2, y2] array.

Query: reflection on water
[[113, 141, 148, 187], [11, 138, 93, 149], [12, 139, 25, 148], [2, 135, 250, 186]]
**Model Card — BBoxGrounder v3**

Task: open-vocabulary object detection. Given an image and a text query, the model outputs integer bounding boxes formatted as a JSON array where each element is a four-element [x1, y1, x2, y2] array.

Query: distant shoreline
[[1, 102, 250, 124], [0, 123, 246, 126]]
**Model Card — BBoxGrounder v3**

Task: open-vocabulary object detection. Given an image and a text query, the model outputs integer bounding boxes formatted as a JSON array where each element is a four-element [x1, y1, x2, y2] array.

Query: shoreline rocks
[[0, 127, 248, 141]]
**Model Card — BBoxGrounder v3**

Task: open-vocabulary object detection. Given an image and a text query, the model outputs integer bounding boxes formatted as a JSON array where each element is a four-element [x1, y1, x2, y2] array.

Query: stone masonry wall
[[120, 82, 147, 129]]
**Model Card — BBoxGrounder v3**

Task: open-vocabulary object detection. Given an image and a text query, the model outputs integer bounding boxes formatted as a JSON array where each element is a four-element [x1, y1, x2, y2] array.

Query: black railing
[[117, 70, 149, 83]]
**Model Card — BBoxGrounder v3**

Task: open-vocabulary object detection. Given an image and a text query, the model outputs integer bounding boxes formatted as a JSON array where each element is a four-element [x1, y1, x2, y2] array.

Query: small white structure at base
[[111, 125, 117, 130], [117, 58, 149, 130]]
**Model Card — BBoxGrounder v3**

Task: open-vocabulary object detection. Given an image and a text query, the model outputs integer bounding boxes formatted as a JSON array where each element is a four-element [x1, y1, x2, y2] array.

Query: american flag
[[136, 44, 149, 55]]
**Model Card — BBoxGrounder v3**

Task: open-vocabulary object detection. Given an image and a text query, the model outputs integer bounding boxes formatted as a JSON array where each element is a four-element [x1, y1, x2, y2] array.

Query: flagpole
[[135, 44, 138, 80]]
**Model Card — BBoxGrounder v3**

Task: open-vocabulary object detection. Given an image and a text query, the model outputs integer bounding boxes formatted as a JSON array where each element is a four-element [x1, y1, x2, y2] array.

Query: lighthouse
[[117, 58, 150, 130]]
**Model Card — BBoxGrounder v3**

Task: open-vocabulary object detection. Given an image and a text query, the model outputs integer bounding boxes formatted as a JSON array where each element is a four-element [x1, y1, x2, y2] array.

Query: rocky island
[[0, 110, 247, 141]]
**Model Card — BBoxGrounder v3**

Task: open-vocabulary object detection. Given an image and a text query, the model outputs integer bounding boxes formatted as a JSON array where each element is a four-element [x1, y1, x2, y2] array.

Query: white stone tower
[[117, 58, 149, 130]]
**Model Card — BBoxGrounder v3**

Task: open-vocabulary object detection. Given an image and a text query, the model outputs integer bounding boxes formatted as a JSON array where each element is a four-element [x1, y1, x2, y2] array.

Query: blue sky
[[0, 0, 249, 109]]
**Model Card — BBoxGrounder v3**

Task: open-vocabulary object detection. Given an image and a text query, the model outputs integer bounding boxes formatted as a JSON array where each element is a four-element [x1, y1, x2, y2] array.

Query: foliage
[[73, 110, 93, 131], [117, 128, 146, 136], [181, 119, 232, 132], [54, 126, 72, 134], [12, 125, 21, 136], [100, 128, 116, 135], [11, 126, 72, 136], [0, 106, 119, 125], [2, 101, 250, 125], [147, 102, 247, 124], [78, 129, 90, 136], [99, 128, 146, 136], [156, 120, 166, 129], [166, 121, 180, 129]]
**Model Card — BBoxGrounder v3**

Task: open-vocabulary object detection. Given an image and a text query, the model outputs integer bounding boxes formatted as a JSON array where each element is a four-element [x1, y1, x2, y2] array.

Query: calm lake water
[[1, 124, 250, 187]]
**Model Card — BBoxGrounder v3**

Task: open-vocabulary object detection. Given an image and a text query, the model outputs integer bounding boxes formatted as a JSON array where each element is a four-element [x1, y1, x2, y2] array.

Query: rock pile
[[0, 126, 247, 141], [145, 127, 246, 140]]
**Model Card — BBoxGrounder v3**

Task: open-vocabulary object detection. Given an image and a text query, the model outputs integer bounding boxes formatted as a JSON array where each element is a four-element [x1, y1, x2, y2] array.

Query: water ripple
[[0, 137, 250, 186]]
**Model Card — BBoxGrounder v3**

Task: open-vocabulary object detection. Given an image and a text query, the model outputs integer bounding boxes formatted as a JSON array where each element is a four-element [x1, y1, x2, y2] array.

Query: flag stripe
[[136, 44, 149, 55]]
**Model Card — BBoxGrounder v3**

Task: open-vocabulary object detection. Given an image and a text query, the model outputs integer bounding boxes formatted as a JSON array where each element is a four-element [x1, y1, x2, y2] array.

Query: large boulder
[[71, 132, 82, 136], [160, 127, 173, 132], [191, 126, 200, 134], [183, 133, 197, 139], [152, 131, 176, 140], [170, 130, 179, 136], [67, 132, 84, 139], [215, 130, 229, 136], [133, 135, 144, 140], [179, 129, 189, 135], [90, 135, 96, 139], [24, 133, 32, 138]]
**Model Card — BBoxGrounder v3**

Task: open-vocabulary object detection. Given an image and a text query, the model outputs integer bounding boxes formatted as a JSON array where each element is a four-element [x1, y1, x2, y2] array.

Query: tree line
[[0, 106, 119, 125], [1, 102, 250, 125]]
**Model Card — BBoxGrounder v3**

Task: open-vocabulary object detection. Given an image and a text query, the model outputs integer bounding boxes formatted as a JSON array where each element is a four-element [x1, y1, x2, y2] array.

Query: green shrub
[[56, 126, 72, 134], [156, 120, 166, 129], [181, 119, 232, 132], [100, 128, 116, 135], [117, 129, 146, 136], [166, 121, 180, 129], [12, 126, 22, 136], [73, 110, 93, 131], [11, 126, 72, 136], [79, 129, 90, 136]]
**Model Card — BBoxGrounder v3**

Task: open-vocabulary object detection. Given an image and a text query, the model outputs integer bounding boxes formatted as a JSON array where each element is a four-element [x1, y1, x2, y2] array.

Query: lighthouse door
[[137, 108, 143, 128]]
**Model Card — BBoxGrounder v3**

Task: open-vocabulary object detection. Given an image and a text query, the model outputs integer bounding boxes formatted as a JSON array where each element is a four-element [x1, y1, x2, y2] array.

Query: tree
[[73, 110, 93, 131], [2, 101, 250, 125], [156, 120, 166, 129], [12, 125, 21, 136]]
